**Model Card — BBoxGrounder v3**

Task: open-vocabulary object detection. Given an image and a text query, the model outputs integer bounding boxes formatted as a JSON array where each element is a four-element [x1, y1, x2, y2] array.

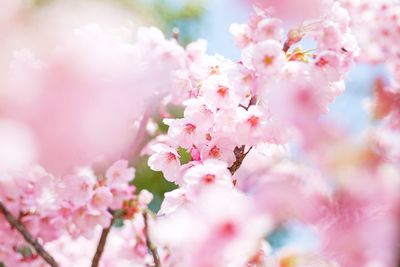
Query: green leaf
[[178, 147, 191, 165], [132, 156, 177, 212]]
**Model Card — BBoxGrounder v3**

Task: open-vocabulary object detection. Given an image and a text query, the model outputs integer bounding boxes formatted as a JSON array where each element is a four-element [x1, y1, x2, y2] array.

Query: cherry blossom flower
[[254, 17, 284, 43], [230, 23, 253, 48], [105, 160, 135, 187], [235, 106, 267, 145], [154, 186, 272, 267], [201, 75, 241, 110], [183, 159, 233, 189], [251, 40, 286, 76], [148, 144, 181, 183], [200, 137, 237, 165]]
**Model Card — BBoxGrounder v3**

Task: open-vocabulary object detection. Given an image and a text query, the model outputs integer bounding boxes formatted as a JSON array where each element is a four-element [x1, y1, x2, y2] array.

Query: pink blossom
[[252, 40, 286, 76], [57, 174, 95, 207], [105, 159, 135, 187], [164, 118, 204, 149], [189, 54, 233, 81], [213, 108, 240, 136], [226, 63, 255, 102], [235, 106, 267, 145], [159, 188, 188, 216], [154, 186, 272, 267], [201, 75, 241, 110], [200, 137, 236, 165], [186, 39, 208, 62], [183, 159, 233, 188], [319, 23, 342, 51], [254, 18, 284, 43], [183, 97, 215, 129], [137, 190, 153, 209], [263, 62, 334, 128], [89, 186, 113, 211], [230, 23, 253, 48], [148, 144, 181, 183], [314, 190, 400, 267], [245, 0, 334, 21], [314, 51, 342, 81]]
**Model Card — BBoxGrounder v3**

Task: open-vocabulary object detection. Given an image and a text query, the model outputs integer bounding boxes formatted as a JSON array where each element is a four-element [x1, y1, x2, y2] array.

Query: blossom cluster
[[0, 2, 182, 265], [149, 0, 359, 182], [146, 1, 400, 266], [339, 0, 400, 130], [0, 0, 399, 267], [0, 159, 153, 265]]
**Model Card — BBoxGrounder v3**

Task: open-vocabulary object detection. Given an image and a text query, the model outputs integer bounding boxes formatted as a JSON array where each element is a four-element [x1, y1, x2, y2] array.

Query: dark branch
[[228, 146, 253, 175], [143, 210, 161, 267], [228, 96, 258, 175], [0, 201, 59, 267], [91, 215, 115, 267], [283, 41, 291, 53]]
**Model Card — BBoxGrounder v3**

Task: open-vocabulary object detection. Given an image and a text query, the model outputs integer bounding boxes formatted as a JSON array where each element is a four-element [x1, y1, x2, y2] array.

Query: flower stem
[[91, 215, 115, 267], [143, 210, 161, 267]]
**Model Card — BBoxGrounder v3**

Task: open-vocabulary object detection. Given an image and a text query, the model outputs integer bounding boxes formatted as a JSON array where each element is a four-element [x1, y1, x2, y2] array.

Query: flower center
[[316, 57, 329, 67], [279, 255, 297, 267], [217, 85, 229, 97], [166, 152, 177, 162], [184, 123, 196, 134], [247, 115, 260, 127], [264, 55, 274, 66], [202, 174, 216, 184], [218, 221, 237, 237], [209, 145, 221, 158]]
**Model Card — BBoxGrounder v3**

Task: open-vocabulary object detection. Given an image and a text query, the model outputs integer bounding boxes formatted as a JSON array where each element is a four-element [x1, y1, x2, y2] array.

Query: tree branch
[[143, 210, 161, 267], [283, 41, 291, 53], [0, 201, 58, 267], [91, 215, 115, 267], [228, 146, 253, 175]]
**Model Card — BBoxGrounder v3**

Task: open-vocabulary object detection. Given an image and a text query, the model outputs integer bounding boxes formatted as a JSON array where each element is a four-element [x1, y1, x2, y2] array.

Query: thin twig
[[143, 210, 161, 267], [0, 202, 58, 267], [91, 215, 115, 267]]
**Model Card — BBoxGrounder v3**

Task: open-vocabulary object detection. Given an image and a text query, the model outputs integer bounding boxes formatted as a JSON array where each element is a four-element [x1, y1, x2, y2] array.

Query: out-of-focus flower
[[154, 186, 272, 267]]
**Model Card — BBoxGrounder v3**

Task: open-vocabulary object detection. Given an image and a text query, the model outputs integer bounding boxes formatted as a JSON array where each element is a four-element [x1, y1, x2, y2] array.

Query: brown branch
[[143, 210, 161, 267], [283, 41, 291, 53], [228, 146, 253, 175], [91, 215, 115, 267], [0, 201, 58, 267]]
